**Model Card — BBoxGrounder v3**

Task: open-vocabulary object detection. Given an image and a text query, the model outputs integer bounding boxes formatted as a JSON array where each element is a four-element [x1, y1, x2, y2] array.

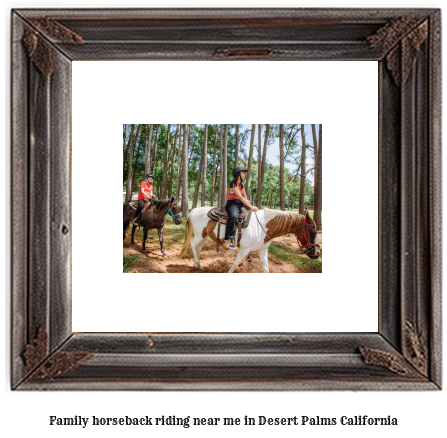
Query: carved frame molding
[[11, 8, 441, 390]]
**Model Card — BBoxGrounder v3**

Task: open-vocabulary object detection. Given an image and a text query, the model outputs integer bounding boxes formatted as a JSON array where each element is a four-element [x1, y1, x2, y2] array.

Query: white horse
[[179, 207, 320, 273]]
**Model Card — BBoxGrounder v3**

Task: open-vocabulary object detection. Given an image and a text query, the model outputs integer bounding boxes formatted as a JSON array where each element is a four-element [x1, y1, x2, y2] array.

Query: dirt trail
[[123, 231, 322, 274]]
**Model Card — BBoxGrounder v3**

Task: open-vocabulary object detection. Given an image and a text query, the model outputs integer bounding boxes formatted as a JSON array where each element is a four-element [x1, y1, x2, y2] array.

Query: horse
[[179, 207, 320, 273], [123, 197, 182, 258]]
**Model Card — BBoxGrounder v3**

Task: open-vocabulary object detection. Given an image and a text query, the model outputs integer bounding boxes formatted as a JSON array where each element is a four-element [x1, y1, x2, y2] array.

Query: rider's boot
[[223, 239, 236, 250]]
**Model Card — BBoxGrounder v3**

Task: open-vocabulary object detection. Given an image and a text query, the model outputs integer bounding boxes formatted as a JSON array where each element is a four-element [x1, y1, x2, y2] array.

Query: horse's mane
[[263, 208, 315, 238], [149, 198, 171, 212]]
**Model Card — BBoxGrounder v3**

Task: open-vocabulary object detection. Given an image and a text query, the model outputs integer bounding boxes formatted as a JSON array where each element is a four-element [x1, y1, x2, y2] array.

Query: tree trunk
[[246, 124, 256, 198], [181, 124, 189, 217], [299, 124, 307, 214], [145, 124, 154, 175], [279, 124, 285, 210], [151, 124, 160, 175], [168, 124, 180, 198], [220, 124, 229, 207], [131, 139, 143, 192], [193, 125, 207, 209], [201, 124, 208, 207], [217, 124, 224, 208], [234, 124, 239, 166], [257, 124, 270, 207], [311, 123, 318, 179], [176, 126, 183, 198], [125, 124, 138, 202], [210, 124, 219, 207], [160, 124, 171, 199], [314, 124, 322, 230], [123, 124, 133, 168], [257, 124, 262, 207], [124, 124, 140, 182]]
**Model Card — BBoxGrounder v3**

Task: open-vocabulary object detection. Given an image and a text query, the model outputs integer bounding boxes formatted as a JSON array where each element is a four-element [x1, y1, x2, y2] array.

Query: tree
[[168, 124, 180, 198], [256, 124, 270, 207], [245, 124, 256, 203], [193, 125, 207, 209], [257, 124, 262, 206], [123, 124, 133, 168], [220, 124, 229, 207], [313, 124, 322, 230], [159, 124, 171, 199], [279, 124, 285, 211], [131, 136, 143, 193], [234, 124, 239, 166], [201, 124, 208, 207], [210, 124, 219, 207], [123, 124, 140, 181], [217, 124, 224, 207], [151, 124, 160, 175], [144, 124, 154, 175], [175, 126, 183, 199], [181, 124, 189, 217], [125, 124, 138, 202], [299, 124, 307, 214]]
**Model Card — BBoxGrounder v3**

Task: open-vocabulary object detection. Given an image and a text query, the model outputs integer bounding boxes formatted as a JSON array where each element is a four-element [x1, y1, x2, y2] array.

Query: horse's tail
[[179, 216, 193, 257]]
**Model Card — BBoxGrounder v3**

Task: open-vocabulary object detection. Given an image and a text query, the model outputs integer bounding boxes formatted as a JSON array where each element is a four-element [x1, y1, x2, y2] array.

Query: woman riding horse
[[223, 166, 259, 250], [133, 173, 156, 226]]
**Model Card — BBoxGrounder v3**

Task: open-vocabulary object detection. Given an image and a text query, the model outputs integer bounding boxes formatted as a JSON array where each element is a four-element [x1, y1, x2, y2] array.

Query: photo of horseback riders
[[123, 124, 322, 273]]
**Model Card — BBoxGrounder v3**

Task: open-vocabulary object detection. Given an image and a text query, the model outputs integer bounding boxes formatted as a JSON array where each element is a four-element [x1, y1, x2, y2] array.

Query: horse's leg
[[123, 206, 133, 240], [123, 218, 130, 240], [157, 225, 168, 258], [191, 235, 207, 270], [228, 247, 251, 273], [131, 224, 137, 246], [142, 227, 149, 253], [258, 248, 269, 273]]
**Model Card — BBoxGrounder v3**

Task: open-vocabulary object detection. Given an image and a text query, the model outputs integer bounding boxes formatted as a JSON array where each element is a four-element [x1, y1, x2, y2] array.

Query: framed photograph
[[11, 8, 441, 390]]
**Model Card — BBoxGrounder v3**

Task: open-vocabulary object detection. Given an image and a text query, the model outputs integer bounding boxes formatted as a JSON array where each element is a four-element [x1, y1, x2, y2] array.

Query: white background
[[72, 60, 378, 332], [2, 1, 445, 438]]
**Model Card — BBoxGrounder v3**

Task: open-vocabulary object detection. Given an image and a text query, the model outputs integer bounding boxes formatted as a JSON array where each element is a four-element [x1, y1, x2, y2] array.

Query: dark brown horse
[[123, 197, 182, 258]]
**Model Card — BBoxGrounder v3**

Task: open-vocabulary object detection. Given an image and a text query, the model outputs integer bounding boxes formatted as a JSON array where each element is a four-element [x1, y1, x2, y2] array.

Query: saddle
[[207, 206, 253, 251], [207, 206, 252, 228], [129, 199, 151, 210]]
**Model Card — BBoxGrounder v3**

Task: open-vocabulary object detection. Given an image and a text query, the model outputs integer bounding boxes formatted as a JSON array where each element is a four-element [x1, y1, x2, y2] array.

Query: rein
[[254, 211, 298, 251]]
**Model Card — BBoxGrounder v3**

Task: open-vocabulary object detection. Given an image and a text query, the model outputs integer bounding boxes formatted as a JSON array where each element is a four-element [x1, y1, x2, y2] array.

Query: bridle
[[254, 210, 319, 254], [167, 201, 181, 221], [296, 215, 320, 254]]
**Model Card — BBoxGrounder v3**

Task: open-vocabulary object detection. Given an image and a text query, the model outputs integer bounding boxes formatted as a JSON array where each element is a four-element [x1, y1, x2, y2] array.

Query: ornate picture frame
[[11, 8, 441, 390]]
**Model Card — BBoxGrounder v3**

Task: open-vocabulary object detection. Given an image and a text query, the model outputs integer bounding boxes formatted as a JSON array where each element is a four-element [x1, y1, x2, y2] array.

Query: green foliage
[[123, 253, 143, 273], [123, 124, 317, 208], [268, 242, 322, 273]]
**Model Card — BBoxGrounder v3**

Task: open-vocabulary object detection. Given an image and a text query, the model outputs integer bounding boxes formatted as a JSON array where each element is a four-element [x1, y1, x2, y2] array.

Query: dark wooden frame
[[11, 8, 441, 390]]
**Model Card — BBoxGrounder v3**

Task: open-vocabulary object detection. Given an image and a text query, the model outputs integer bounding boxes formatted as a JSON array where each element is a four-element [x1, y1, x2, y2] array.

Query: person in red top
[[223, 166, 259, 250], [133, 173, 156, 226]]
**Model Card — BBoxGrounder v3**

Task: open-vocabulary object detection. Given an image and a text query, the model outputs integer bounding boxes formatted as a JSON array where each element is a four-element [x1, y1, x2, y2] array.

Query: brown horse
[[123, 197, 182, 258]]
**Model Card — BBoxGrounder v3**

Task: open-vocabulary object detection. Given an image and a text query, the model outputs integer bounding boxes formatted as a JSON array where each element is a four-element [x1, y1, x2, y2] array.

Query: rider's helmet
[[232, 166, 247, 177], [146, 173, 155, 180]]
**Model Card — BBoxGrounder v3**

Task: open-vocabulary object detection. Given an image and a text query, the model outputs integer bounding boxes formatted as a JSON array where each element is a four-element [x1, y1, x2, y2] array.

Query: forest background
[[123, 124, 322, 229]]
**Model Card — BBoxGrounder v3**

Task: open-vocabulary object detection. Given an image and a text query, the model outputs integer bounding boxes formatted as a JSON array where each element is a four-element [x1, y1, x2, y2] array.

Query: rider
[[133, 173, 156, 226], [223, 166, 259, 250]]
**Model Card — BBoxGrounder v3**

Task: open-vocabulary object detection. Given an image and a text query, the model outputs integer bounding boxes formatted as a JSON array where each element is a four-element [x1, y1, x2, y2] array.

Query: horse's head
[[169, 197, 183, 225], [296, 211, 320, 259]]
